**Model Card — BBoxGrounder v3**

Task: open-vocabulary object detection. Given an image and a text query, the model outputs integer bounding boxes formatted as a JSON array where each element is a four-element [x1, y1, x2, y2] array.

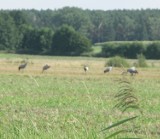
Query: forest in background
[[0, 7, 160, 58]]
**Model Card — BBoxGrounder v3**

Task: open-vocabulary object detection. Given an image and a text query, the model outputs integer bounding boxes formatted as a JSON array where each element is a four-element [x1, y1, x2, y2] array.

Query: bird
[[104, 66, 112, 73], [127, 67, 138, 76], [42, 64, 51, 73], [83, 65, 89, 73], [18, 62, 27, 71]]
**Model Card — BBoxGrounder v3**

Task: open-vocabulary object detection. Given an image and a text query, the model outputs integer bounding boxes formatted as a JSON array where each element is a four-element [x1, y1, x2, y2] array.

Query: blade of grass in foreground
[[104, 130, 141, 139], [101, 116, 138, 132], [104, 130, 126, 139]]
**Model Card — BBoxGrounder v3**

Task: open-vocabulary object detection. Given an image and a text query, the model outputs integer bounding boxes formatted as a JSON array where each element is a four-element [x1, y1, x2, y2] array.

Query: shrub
[[115, 43, 129, 57], [145, 42, 160, 59], [137, 54, 148, 67], [101, 41, 146, 59], [101, 43, 117, 57], [127, 42, 146, 59], [106, 56, 129, 67]]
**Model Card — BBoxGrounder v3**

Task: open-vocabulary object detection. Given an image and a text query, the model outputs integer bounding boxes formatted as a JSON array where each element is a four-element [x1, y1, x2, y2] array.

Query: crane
[[104, 66, 112, 73], [18, 62, 27, 71], [127, 67, 138, 76], [84, 65, 89, 73], [42, 64, 51, 73]]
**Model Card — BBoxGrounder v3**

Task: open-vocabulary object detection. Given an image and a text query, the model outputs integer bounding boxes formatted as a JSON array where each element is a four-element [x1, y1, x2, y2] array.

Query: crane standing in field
[[104, 66, 113, 73], [42, 64, 51, 73], [127, 67, 138, 76], [120, 64, 138, 76], [83, 65, 89, 73], [18, 62, 28, 71]]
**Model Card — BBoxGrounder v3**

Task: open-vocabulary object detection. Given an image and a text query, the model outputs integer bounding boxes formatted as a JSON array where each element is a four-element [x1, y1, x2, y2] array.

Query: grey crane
[[42, 64, 51, 73], [18, 62, 27, 71], [127, 67, 138, 76], [104, 66, 112, 73]]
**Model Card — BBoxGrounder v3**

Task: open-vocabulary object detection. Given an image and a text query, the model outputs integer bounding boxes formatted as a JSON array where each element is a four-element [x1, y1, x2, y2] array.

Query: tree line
[[0, 7, 160, 57], [99, 41, 160, 59]]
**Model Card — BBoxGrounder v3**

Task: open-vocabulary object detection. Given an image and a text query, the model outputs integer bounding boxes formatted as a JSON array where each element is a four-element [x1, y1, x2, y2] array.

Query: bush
[[101, 41, 146, 59], [126, 42, 146, 59], [115, 43, 129, 57], [145, 42, 160, 59], [106, 56, 129, 67], [101, 43, 117, 57], [137, 54, 148, 67]]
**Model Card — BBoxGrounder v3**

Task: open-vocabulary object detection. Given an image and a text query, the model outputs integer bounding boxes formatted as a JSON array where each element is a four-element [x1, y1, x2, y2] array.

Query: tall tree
[[0, 12, 18, 50], [20, 26, 53, 54], [51, 25, 92, 55]]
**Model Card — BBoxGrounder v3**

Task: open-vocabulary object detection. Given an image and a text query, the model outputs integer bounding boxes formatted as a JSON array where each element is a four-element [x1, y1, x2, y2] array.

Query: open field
[[0, 53, 160, 138]]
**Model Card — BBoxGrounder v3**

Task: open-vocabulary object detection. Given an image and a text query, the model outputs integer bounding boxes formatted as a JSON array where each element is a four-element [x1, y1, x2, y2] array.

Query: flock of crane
[[83, 65, 138, 76], [18, 62, 51, 73], [18, 62, 138, 76]]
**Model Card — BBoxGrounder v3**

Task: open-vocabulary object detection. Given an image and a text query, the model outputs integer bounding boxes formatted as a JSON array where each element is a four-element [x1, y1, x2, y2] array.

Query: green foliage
[[52, 7, 92, 35], [19, 27, 53, 54], [1, 8, 160, 58], [16, 8, 160, 43], [145, 42, 160, 59], [101, 41, 148, 59], [102, 78, 141, 138], [0, 12, 19, 50], [101, 43, 118, 57], [9, 10, 28, 26], [102, 116, 138, 139], [115, 78, 141, 113], [101, 41, 160, 59], [51, 25, 92, 56], [137, 54, 148, 67], [127, 42, 146, 58], [106, 56, 129, 67]]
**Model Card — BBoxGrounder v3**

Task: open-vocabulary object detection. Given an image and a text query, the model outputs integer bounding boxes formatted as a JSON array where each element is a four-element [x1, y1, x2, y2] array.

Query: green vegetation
[[0, 54, 160, 138], [99, 41, 160, 59], [102, 78, 141, 138], [51, 25, 92, 56], [145, 42, 160, 59], [106, 56, 130, 67], [137, 54, 148, 67], [1, 8, 160, 58]]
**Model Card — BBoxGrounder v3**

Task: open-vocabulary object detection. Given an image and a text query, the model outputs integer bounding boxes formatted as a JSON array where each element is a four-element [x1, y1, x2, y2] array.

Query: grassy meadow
[[0, 53, 160, 138]]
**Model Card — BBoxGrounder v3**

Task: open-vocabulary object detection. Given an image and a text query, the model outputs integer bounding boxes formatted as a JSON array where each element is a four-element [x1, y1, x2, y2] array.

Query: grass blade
[[105, 130, 126, 139], [101, 116, 138, 132]]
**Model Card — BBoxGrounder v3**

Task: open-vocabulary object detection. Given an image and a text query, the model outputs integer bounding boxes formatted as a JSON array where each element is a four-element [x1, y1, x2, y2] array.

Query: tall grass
[[101, 77, 142, 138], [0, 54, 160, 138]]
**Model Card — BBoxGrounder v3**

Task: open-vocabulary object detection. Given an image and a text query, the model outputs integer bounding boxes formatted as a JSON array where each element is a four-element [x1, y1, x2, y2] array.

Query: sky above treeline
[[0, 0, 160, 10]]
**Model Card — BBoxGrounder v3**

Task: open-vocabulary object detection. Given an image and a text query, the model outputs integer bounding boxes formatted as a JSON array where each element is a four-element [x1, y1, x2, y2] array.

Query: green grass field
[[0, 53, 160, 138]]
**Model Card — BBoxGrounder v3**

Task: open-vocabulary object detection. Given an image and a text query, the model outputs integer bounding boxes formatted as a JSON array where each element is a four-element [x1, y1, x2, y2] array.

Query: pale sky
[[0, 0, 160, 10]]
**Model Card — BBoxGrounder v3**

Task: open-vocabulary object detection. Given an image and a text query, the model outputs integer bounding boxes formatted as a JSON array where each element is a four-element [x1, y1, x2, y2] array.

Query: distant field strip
[[0, 57, 160, 78]]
